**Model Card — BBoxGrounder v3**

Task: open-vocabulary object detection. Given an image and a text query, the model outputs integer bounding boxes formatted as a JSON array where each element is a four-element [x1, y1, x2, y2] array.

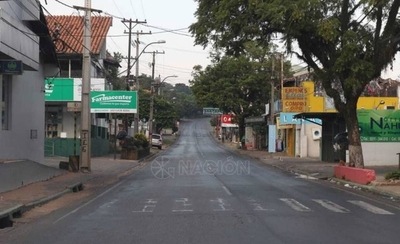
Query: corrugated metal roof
[[45, 15, 112, 54]]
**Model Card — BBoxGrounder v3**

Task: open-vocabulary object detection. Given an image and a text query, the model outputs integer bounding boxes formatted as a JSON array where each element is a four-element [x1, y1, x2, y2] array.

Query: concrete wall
[[361, 143, 400, 166], [0, 67, 51, 163]]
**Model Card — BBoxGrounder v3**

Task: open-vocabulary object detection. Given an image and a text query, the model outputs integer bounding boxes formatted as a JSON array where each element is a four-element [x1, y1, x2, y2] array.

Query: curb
[[22, 182, 84, 213], [0, 183, 83, 228], [0, 204, 23, 219], [330, 178, 400, 200]]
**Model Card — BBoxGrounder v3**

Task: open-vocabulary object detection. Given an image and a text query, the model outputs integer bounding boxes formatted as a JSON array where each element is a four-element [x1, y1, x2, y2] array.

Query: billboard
[[90, 91, 137, 113], [358, 110, 400, 142]]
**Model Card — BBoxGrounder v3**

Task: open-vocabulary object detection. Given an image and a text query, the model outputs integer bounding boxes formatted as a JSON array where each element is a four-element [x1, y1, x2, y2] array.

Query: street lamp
[[133, 40, 166, 135], [149, 75, 178, 140], [159, 75, 178, 96]]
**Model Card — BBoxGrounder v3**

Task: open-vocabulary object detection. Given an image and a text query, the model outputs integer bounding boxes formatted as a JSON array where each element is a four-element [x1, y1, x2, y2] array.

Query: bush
[[134, 133, 149, 148], [384, 170, 400, 180]]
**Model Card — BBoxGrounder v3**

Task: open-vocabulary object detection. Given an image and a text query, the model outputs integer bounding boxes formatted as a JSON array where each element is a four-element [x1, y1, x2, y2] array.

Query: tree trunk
[[345, 106, 365, 168]]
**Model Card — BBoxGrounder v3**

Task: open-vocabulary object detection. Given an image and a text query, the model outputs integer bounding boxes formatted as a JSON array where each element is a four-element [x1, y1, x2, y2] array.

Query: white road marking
[[313, 199, 350, 213], [250, 203, 274, 211], [280, 198, 312, 212], [53, 178, 128, 224], [133, 199, 158, 213], [172, 198, 193, 212], [348, 200, 394, 215], [133, 205, 156, 213], [211, 198, 233, 211], [221, 186, 232, 196]]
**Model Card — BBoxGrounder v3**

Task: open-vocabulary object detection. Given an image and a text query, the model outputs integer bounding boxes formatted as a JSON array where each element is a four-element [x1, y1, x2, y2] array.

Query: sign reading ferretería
[[90, 91, 137, 113]]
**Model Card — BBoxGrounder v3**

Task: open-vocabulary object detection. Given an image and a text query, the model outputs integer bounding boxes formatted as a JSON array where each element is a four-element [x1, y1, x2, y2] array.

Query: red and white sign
[[221, 114, 238, 128], [222, 114, 233, 124]]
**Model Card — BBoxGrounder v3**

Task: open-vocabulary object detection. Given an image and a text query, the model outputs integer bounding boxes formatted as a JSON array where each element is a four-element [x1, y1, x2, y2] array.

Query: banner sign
[[280, 113, 322, 125], [90, 91, 137, 113], [358, 110, 400, 142], [45, 78, 105, 102], [45, 78, 74, 101], [282, 87, 307, 112]]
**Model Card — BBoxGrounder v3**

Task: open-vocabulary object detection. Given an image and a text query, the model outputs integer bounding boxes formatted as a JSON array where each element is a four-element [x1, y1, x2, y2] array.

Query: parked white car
[[151, 134, 163, 149]]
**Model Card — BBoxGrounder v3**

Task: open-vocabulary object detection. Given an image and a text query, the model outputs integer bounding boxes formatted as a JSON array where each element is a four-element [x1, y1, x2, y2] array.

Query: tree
[[105, 51, 125, 90], [190, 0, 400, 168], [138, 88, 178, 132], [190, 43, 290, 138]]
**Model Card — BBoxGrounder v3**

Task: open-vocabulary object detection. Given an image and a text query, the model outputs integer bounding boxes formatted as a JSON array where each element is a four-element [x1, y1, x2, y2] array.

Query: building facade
[[43, 15, 115, 157], [0, 1, 59, 163]]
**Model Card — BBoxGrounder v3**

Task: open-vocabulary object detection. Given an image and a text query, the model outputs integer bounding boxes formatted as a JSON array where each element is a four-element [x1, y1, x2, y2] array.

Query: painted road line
[[313, 199, 350, 213], [280, 198, 312, 212], [348, 200, 394, 215]]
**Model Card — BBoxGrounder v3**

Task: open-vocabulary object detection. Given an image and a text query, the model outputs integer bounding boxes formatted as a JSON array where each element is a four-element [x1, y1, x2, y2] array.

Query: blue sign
[[0, 60, 23, 75], [280, 113, 322, 125]]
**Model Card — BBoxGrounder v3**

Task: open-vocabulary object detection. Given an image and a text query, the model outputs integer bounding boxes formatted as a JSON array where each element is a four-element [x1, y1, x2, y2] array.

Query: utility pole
[[280, 53, 284, 100], [144, 50, 165, 139], [270, 57, 275, 125], [122, 20, 150, 134], [73, 1, 101, 172], [133, 31, 151, 134]]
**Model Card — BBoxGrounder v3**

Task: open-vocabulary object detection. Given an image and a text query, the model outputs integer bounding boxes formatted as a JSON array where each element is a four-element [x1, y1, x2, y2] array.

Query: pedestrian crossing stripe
[[312, 199, 350, 213], [279, 198, 312, 212], [128, 198, 396, 215], [348, 200, 394, 215]]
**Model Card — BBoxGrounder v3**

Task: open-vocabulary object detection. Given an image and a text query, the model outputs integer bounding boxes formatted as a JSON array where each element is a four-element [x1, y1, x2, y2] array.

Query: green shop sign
[[90, 91, 137, 113], [358, 110, 400, 142], [45, 78, 74, 101]]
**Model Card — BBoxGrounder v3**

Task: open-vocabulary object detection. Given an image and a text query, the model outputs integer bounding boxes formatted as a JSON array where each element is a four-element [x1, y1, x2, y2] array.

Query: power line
[[142, 24, 191, 37], [111, 0, 125, 18], [129, 0, 137, 17], [55, 0, 74, 9]]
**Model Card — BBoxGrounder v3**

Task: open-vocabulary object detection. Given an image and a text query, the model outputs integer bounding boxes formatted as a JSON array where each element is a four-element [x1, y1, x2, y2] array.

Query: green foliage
[[190, 42, 291, 134], [134, 133, 149, 148], [210, 117, 218, 126], [385, 171, 400, 180], [105, 51, 125, 90]]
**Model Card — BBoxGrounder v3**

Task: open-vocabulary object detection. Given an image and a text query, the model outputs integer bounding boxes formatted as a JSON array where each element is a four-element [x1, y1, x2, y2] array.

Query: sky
[[39, 0, 212, 85], [39, 0, 400, 85]]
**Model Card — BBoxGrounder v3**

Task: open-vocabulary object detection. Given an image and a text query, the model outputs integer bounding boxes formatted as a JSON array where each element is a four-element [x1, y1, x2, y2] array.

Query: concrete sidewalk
[[0, 154, 153, 227], [0, 134, 175, 228], [219, 140, 400, 200]]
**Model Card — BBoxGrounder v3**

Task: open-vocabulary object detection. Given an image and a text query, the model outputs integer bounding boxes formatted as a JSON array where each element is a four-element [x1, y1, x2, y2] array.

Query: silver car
[[151, 134, 163, 149]]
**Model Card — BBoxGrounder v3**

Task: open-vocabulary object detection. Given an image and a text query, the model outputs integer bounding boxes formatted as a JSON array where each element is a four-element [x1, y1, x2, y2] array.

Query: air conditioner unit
[[312, 128, 322, 140]]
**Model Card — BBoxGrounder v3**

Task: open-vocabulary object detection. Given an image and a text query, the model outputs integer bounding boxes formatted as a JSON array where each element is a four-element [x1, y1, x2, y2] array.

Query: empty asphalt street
[[1, 118, 399, 244]]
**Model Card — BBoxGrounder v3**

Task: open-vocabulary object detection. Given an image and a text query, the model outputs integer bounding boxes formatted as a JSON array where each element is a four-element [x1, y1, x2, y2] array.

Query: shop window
[[45, 106, 62, 138]]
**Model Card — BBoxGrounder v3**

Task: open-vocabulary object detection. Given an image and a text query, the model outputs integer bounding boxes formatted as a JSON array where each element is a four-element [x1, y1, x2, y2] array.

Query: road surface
[[1, 118, 399, 244]]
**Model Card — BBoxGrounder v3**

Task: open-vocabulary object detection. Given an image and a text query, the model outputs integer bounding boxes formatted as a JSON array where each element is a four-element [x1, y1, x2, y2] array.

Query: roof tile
[[45, 15, 113, 54]]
